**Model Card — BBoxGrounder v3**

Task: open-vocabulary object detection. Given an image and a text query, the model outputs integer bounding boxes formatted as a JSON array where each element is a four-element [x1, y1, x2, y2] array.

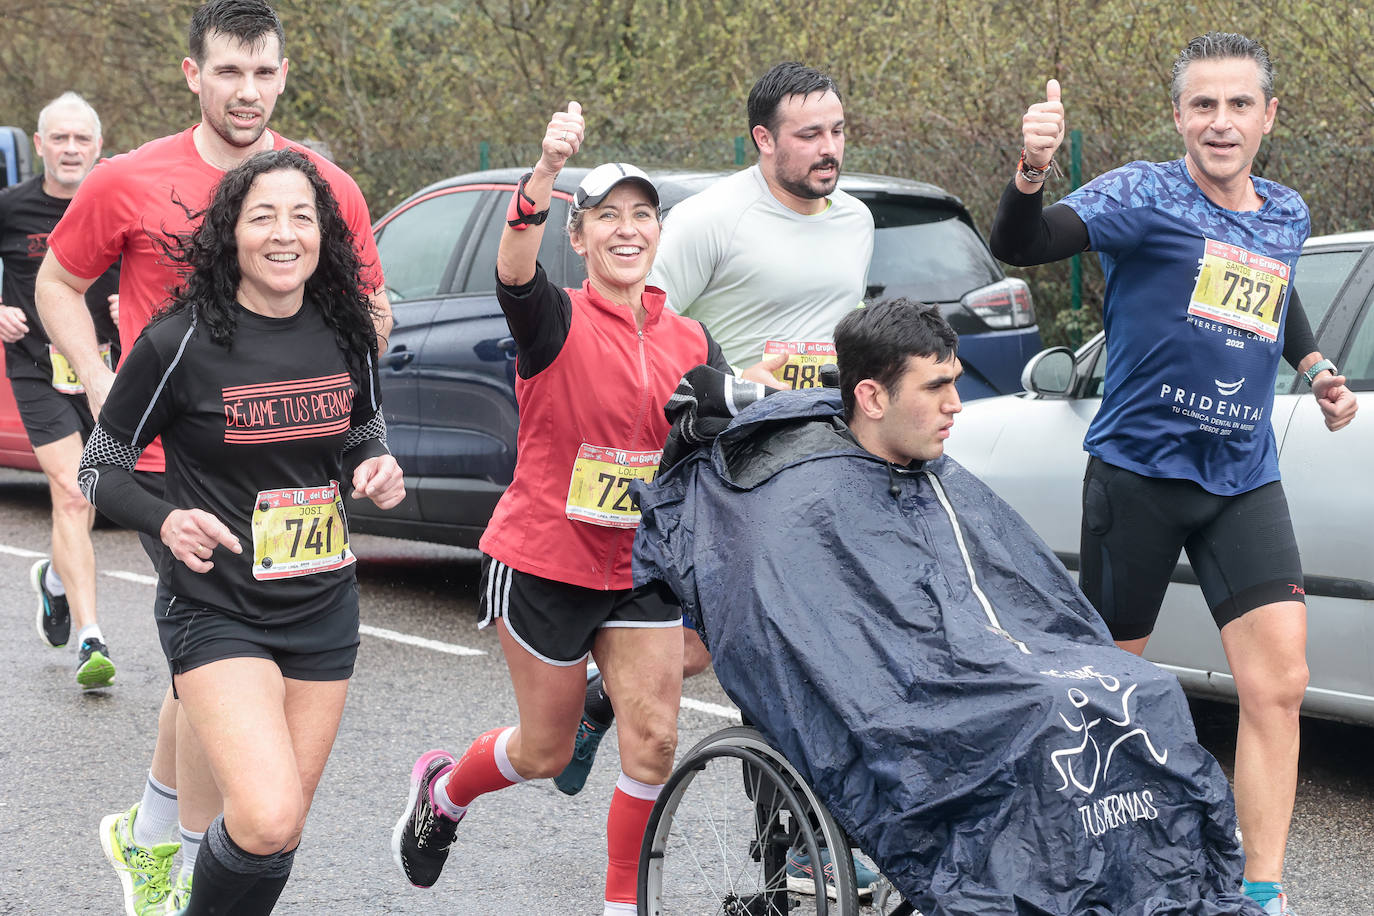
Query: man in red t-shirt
[[34, 3, 390, 913]]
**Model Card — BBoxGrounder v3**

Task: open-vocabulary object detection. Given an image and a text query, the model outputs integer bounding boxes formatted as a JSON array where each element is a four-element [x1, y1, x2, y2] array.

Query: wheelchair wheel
[[639, 726, 859, 915]]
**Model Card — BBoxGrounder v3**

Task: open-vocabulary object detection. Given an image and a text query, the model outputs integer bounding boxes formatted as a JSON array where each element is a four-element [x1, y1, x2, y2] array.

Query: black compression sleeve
[[1283, 286, 1318, 369], [495, 262, 573, 379], [702, 326, 731, 374], [87, 465, 177, 540], [988, 179, 1090, 266]]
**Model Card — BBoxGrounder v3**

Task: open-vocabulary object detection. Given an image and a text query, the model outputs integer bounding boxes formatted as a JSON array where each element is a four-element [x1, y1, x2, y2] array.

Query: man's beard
[[776, 155, 841, 200]]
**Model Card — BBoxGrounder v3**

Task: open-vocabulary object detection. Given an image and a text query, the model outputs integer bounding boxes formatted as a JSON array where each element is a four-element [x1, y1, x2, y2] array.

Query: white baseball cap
[[571, 162, 660, 214]]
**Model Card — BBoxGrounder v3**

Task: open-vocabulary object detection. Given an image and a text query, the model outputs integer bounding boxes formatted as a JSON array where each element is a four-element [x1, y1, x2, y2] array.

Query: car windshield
[[856, 193, 1003, 302]]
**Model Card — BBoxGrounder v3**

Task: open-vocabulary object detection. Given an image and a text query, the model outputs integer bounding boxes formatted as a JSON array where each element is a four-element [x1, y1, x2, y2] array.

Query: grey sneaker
[[31, 559, 70, 648], [1259, 894, 1295, 915]]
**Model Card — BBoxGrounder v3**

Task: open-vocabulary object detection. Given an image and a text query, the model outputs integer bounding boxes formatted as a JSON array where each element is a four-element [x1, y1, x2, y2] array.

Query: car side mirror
[[1021, 346, 1076, 397]]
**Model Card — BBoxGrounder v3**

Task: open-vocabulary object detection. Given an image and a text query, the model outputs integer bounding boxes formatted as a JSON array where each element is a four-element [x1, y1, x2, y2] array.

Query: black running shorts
[[9, 376, 93, 448], [479, 555, 682, 665], [157, 597, 360, 688], [1078, 456, 1305, 641]]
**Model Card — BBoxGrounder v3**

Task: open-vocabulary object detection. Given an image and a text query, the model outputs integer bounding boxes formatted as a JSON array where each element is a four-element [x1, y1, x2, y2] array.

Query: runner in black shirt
[[80, 149, 402, 915], [0, 92, 121, 687]]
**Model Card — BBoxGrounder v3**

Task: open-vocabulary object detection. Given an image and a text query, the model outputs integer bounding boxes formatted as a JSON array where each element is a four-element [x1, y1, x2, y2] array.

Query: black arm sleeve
[[987, 180, 1091, 266], [495, 262, 573, 379], [341, 350, 391, 480], [1282, 286, 1318, 370], [79, 426, 179, 538], [76, 326, 182, 539], [702, 325, 732, 374]]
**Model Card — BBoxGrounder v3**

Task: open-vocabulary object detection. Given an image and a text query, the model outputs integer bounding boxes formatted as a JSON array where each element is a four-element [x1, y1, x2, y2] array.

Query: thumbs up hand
[[540, 101, 585, 174], [1021, 79, 1065, 170]]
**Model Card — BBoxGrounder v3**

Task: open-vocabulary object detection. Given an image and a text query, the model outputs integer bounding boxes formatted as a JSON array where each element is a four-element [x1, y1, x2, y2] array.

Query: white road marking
[[104, 570, 158, 586], [3, 546, 740, 719], [0, 544, 45, 559], [360, 623, 485, 657], [682, 697, 741, 721]]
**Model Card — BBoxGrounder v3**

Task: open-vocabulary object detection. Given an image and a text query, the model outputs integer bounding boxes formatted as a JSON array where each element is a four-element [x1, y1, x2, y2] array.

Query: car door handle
[[498, 337, 518, 360], [383, 346, 415, 369]]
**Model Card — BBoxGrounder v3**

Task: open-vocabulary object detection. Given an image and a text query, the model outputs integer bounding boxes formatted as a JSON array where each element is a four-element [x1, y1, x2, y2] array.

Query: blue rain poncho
[[633, 380, 1260, 915]]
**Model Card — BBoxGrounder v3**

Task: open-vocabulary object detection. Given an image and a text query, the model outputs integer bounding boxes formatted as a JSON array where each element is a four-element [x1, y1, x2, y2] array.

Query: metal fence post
[[1069, 128, 1083, 346], [480, 140, 490, 171], [734, 136, 745, 166]]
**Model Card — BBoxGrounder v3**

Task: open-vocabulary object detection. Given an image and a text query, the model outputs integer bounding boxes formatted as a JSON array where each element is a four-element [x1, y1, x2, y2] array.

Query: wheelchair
[[637, 725, 918, 916]]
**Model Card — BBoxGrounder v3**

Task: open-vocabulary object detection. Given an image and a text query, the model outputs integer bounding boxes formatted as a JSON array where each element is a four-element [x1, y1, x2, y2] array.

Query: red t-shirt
[[48, 126, 382, 471]]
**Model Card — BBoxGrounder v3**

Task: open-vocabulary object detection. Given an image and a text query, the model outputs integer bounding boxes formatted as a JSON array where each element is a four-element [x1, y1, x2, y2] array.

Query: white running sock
[[43, 563, 65, 595], [430, 768, 469, 821], [178, 824, 204, 880], [132, 773, 179, 847], [77, 624, 104, 647]]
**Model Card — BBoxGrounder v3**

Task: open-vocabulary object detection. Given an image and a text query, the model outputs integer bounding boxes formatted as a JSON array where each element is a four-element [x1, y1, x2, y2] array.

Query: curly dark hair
[[153, 148, 379, 386]]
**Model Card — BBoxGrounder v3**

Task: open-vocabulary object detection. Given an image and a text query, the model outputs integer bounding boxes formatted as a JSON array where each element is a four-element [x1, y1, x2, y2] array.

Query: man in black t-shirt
[[0, 91, 119, 687]]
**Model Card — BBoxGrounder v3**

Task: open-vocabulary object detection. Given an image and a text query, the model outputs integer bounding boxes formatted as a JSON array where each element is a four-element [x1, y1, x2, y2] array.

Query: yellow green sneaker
[[77, 637, 116, 689], [99, 804, 178, 915], [164, 870, 192, 914]]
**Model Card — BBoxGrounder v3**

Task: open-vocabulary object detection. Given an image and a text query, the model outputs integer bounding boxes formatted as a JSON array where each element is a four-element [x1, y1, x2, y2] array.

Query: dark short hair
[[834, 298, 958, 421], [189, 0, 285, 65], [1171, 31, 1274, 105], [747, 61, 842, 151], [155, 149, 377, 380]]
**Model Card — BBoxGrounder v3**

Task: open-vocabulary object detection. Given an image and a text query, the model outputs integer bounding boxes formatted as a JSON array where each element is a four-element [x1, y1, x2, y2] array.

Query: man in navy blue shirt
[[989, 32, 1357, 916]]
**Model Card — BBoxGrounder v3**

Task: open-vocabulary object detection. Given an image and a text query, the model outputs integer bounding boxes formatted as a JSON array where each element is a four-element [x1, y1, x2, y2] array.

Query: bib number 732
[[1188, 239, 1289, 342]]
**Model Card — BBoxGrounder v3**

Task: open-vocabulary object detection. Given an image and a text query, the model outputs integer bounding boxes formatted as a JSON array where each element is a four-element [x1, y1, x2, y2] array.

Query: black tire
[[638, 726, 860, 915]]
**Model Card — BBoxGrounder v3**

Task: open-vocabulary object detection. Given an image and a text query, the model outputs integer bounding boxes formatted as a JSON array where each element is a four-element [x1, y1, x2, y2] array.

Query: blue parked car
[[348, 167, 1042, 546], [0, 125, 32, 189]]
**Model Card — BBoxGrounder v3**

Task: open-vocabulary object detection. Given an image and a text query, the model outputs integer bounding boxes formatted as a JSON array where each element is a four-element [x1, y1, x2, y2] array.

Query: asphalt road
[[0, 467, 1368, 915]]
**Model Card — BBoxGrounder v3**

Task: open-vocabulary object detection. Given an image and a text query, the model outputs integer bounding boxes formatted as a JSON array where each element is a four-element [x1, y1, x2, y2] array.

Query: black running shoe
[[31, 559, 71, 648], [392, 749, 461, 887], [77, 637, 116, 689]]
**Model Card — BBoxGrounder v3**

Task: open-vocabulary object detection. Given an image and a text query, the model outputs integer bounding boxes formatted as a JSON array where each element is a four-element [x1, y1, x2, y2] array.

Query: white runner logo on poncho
[[1042, 665, 1169, 794], [1042, 666, 1171, 838]]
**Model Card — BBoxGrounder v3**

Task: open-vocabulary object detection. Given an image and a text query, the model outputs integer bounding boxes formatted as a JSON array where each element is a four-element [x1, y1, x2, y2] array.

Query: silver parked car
[[947, 232, 1374, 726]]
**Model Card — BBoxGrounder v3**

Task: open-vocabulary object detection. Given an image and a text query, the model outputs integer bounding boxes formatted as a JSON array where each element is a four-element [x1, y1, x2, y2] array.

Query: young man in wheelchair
[[632, 299, 1266, 915]]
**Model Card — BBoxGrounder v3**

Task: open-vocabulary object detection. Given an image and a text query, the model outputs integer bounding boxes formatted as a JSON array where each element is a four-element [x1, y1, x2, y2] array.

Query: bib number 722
[[596, 472, 639, 513]]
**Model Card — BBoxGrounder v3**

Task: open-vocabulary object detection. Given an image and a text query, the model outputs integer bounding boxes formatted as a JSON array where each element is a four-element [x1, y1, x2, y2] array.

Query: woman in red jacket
[[392, 102, 739, 914]]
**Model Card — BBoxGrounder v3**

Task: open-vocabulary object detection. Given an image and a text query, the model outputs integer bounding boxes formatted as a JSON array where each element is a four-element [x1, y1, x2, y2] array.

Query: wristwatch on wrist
[[1302, 358, 1337, 386]]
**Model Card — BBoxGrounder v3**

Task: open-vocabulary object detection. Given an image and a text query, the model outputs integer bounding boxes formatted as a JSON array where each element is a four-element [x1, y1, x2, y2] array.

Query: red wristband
[[506, 171, 549, 230]]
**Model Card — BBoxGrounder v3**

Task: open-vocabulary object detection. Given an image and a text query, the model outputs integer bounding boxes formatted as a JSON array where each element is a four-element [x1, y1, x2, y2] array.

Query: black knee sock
[[232, 848, 295, 912], [181, 816, 296, 915], [585, 672, 615, 725]]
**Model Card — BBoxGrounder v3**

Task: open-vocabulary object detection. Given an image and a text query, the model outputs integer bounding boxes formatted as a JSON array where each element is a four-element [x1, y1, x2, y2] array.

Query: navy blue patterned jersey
[[1062, 158, 1310, 494]]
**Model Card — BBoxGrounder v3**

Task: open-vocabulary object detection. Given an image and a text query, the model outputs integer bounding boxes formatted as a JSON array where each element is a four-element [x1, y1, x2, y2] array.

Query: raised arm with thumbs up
[[1015, 79, 1065, 193], [497, 101, 586, 287]]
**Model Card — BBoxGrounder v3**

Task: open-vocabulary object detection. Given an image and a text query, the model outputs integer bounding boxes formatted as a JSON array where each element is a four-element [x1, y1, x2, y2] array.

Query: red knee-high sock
[[444, 726, 522, 809], [605, 772, 662, 908]]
